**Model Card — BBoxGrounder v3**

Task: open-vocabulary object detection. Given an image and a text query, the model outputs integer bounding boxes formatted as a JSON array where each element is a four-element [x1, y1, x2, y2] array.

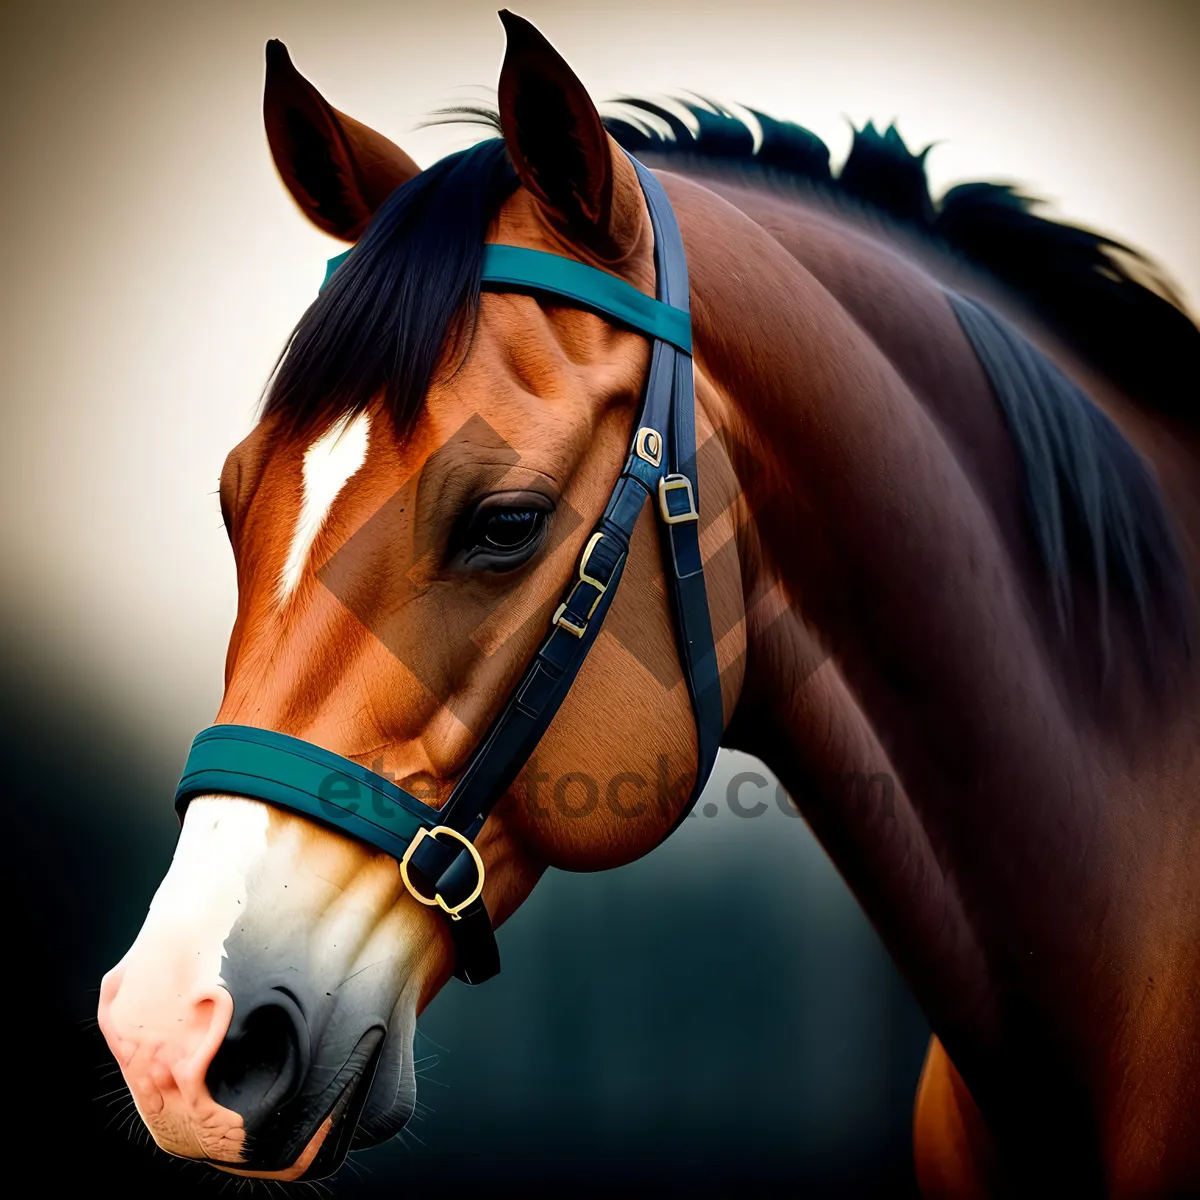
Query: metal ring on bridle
[[400, 826, 485, 920]]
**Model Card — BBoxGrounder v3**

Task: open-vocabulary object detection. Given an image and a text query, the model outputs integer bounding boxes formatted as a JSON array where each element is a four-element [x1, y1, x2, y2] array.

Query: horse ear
[[263, 40, 420, 242], [497, 11, 639, 260]]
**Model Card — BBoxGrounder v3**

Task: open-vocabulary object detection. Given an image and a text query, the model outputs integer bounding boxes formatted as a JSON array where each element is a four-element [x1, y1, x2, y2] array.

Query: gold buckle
[[552, 608, 588, 638], [552, 531, 609, 638], [634, 427, 663, 467], [399, 826, 485, 920], [658, 474, 699, 524]]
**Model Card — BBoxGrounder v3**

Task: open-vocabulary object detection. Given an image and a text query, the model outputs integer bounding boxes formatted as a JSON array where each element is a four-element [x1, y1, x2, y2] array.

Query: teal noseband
[[178, 724, 443, 860], [323, 242, 692, 353]]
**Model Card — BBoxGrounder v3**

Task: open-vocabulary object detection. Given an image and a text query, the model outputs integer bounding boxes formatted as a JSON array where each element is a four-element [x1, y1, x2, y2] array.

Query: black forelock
[[263, 138, 518, 435]]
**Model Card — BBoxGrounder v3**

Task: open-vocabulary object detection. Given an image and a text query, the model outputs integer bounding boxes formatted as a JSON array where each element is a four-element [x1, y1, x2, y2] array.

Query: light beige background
[[1, 0, 1196, 754]]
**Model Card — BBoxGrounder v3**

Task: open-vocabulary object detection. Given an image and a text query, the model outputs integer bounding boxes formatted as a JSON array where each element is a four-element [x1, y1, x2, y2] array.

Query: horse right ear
[[497, 11, 644, 262], [263, 40, 420, 242]]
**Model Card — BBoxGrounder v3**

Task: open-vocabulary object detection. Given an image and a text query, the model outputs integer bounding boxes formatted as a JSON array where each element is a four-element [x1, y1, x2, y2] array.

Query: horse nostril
[[205, 998, 309, 1130]]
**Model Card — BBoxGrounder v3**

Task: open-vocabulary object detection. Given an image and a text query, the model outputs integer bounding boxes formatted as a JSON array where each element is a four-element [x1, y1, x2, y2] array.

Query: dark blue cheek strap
[[176, 153, 723, 986]]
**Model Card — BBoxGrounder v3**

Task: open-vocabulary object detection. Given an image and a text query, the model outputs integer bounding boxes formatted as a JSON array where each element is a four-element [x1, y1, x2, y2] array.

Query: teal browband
[[322, 243, 692, 354]]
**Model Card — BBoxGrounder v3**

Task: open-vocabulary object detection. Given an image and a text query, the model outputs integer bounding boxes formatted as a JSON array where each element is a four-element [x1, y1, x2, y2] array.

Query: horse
[[97, 11, 1200, 1194]]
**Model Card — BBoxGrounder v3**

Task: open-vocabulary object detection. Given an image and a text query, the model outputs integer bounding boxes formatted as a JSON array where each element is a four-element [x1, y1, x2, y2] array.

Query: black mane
[[269, 99, 1198, 432], [601, 98, 1193, 662], [263, 101, 1193, 668], [603, 99, 1198, 420]]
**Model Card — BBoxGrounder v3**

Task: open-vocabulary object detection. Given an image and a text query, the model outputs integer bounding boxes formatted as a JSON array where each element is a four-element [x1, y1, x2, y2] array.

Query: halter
[[175, 156, 722, 984]]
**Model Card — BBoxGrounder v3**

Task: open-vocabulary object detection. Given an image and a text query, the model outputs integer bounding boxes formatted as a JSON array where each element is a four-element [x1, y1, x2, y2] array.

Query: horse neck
[[678, 170, 1199, 1101]]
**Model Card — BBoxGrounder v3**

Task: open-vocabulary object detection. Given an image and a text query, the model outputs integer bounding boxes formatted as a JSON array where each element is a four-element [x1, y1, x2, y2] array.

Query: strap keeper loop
[[658, 474, 699, 524]]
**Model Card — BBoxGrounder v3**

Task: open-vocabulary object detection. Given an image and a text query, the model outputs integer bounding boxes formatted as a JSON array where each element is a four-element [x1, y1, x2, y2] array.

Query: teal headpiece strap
[[322, 243, 692, 354], [478, 245, 691, 353], [322, 249, 350, 287]]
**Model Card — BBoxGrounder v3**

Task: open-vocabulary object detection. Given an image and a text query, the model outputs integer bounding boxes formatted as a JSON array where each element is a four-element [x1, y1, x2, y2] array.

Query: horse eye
[[480, 508, 543, 551], [457, 496, 552, 570]]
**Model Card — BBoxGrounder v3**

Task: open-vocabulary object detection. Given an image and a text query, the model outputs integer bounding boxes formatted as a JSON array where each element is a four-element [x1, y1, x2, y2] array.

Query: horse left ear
[[263, 39, 420, 242], [497, 10, 639, 260]]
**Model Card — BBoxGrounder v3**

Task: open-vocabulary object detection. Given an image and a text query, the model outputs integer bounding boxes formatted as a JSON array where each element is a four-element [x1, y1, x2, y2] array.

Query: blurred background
[[2, 0, 1195, 1194]]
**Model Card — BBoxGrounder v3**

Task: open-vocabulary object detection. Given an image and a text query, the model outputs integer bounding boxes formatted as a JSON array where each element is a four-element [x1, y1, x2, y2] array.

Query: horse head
[[98, 11, 744, 1180]]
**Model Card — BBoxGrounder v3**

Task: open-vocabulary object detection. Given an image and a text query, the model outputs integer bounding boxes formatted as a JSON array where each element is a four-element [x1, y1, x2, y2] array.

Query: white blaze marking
[[278, 411, 370, 603], [139, 795, 271, 985]]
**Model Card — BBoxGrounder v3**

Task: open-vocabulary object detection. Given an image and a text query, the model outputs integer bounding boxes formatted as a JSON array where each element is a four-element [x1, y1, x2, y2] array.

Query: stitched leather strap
[[631, 160, 722, 827]]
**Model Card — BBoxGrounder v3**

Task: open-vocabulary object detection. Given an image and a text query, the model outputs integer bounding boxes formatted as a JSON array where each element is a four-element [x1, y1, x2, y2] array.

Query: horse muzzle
[[208, 1019, 387, 1179]]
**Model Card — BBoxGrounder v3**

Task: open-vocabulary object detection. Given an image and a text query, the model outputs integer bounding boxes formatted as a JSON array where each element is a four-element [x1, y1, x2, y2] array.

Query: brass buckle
[[634, 427, 663, 467], [399, 826, 485, 920], [552, 531, 609, 638], [658, 474, 699, 524]]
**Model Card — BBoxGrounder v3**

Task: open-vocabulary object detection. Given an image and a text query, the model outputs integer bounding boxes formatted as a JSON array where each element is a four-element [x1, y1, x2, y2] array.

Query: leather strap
[[631, 160, 723, 826], [480, 245, 692, 353]]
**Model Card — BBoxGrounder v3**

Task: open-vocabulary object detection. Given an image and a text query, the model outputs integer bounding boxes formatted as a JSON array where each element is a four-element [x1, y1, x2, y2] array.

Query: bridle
[[175, 155, 722, 985], [176, 156, 720, 983]]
